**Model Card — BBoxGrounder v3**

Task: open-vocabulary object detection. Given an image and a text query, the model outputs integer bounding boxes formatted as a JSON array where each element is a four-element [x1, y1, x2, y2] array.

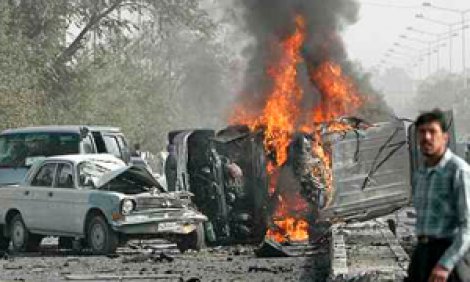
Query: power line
[[358, 1, 421, 9]]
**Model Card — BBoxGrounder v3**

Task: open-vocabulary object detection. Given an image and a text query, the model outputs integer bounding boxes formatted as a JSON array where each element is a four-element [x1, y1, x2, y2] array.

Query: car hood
[[95, 165, 163, 191]]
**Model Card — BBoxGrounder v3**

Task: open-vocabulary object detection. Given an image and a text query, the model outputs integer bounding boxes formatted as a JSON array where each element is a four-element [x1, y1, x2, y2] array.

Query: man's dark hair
[[415, 109, 448, 133]]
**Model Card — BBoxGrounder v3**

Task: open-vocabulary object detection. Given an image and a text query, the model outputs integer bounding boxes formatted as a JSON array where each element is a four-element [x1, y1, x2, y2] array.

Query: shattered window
[[31, 163, 57, 187]]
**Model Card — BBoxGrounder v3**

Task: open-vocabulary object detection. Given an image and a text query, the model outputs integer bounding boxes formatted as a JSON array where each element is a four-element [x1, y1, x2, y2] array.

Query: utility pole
[[422, 3, 470, 88]]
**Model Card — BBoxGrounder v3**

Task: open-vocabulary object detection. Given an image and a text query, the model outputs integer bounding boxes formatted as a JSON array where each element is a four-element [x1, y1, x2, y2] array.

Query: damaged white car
[[0, 154, 207, 254]]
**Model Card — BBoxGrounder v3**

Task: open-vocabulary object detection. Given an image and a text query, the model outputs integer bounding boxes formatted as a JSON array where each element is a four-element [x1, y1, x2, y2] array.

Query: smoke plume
[[232, 0, 362, 116]]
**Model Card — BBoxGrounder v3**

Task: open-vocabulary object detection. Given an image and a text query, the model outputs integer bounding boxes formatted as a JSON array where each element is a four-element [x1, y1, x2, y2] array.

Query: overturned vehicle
[[167, 128, 268, 245], [0, 154, 206, 254], [166, 115, 457, 245]]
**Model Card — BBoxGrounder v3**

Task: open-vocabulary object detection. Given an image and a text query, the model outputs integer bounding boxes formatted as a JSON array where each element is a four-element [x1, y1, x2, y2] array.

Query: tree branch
[[56, 0, 125, 65]]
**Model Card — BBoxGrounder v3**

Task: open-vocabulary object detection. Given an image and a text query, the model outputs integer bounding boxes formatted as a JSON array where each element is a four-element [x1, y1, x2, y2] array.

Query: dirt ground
[[0, 239, 330, 282]]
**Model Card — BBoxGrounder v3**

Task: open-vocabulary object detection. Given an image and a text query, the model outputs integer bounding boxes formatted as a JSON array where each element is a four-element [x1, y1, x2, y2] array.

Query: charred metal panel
[[320, 120, 411, 222]]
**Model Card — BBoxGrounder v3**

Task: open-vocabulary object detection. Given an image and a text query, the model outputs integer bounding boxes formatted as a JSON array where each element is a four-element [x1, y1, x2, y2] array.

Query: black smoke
[[234, 0, 360, 113]]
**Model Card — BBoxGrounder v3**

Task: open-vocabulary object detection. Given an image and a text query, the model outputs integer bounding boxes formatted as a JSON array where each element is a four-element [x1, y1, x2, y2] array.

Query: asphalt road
[[0, 239, 330, 282]]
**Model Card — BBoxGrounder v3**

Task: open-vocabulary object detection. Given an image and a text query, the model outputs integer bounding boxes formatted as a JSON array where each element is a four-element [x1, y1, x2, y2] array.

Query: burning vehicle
[[0, 154, 207, 254], [165, 15, 451, 247], [168, 118, 415, 246], [223, 14, 417, 245]]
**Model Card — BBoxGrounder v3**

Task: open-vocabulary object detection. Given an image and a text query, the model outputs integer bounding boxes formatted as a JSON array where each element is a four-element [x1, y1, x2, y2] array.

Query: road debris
[[64, 273, 183, 281], [329, 221, 409, 281], [122, 252, 174, 264]]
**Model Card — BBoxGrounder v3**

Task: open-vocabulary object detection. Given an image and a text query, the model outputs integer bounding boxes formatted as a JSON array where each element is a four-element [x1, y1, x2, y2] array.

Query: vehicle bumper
[[111, 209, 207, 235]]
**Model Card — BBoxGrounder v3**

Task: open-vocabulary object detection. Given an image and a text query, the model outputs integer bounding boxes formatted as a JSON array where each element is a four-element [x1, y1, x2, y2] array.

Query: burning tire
[[177, 223, 205, 253]]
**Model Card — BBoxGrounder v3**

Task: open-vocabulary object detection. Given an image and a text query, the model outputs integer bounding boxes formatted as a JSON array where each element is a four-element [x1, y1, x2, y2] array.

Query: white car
[[0, 154, 207, 254]]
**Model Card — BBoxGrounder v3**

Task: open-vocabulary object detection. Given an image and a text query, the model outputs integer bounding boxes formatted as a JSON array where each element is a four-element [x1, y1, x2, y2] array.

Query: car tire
[[177, 223, 205, 253], [86, 215, 118, 255], [10, 214, 32, 252], [0, 226, 10, 251]]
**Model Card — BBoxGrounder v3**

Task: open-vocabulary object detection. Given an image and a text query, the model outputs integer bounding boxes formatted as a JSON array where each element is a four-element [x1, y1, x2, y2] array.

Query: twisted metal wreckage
[[165, 113, 455, 249]]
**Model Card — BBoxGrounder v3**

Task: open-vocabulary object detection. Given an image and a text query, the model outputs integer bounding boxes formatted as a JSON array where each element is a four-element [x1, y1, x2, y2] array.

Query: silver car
[[0, 154, 207, 254]]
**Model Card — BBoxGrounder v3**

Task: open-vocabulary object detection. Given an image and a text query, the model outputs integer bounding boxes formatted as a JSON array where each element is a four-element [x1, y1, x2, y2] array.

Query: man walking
[[407, 109, 470, 282]]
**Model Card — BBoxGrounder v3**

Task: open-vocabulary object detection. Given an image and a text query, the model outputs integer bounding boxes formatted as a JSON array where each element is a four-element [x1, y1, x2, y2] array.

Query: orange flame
[[311, 61, 363, 122], [266, 217, 309, 243], [230, 15, 363, 243], [232, 16, 306, 170]]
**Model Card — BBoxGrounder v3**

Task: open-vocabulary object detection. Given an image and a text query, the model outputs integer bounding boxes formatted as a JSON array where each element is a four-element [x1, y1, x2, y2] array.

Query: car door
[[49, 162, 89, 234], [26, 162, 57, 232], [320, 120, 412, 222]]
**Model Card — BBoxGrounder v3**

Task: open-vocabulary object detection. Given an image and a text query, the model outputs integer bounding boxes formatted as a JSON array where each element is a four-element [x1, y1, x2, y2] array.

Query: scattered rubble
[[255, 238, 328, 258], [0, 238, 332, 281], [121, 252, 174, 264], [63, 273, 183, 281], [329, 220, 410, 281], [0, 207, 418, 281]]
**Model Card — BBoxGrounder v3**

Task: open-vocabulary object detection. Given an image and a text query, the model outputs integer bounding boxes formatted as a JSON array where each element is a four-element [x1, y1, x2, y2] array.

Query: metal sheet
[[320, 120, 411, 222]]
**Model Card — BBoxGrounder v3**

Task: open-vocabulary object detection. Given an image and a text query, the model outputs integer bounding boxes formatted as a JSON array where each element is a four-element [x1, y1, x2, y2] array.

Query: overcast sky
[[343, 0, 470, 78]]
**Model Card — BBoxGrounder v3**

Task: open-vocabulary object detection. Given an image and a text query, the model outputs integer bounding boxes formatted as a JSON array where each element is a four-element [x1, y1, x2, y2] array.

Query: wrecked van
[[0, 154, 207, 254], [0, 126, 132, 186]]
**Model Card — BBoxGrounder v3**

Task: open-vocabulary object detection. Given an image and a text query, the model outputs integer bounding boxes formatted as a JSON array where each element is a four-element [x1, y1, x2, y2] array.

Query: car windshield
[[0, 133, 80, 168]]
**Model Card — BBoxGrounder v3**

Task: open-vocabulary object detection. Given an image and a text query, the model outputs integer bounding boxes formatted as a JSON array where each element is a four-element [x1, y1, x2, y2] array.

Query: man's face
[[417, 121, 448, 158]]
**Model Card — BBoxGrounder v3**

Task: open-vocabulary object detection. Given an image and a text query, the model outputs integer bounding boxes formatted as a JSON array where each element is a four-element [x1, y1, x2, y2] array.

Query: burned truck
[[166, 114, 457, 245]]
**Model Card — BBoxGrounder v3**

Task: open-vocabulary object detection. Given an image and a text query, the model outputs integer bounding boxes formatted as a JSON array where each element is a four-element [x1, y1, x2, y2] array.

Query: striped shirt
[[412, 149, 470, 270]]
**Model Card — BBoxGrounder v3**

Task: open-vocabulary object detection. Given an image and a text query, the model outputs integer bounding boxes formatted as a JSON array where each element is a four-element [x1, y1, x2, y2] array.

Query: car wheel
[[0, 226, 10, 251], [177, 223, 205, 253], [87, 215, 118, 255], [10, 214, 31, 252]]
